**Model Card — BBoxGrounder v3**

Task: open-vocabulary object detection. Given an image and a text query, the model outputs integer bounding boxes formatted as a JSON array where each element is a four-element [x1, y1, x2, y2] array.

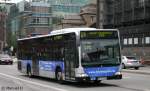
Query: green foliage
[[8, 31, 17, 49], [0, 6, 7, 12], [53, 17, 62, 24]]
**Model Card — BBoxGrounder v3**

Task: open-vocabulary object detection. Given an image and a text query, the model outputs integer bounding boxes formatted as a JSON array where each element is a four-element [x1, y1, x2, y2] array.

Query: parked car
[[121, 56, 141, 70], [0, 54, 13, 65]]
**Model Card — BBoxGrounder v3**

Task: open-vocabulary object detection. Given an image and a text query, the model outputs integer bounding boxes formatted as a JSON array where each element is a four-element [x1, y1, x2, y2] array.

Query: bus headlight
[[115, 72, 121, 75]]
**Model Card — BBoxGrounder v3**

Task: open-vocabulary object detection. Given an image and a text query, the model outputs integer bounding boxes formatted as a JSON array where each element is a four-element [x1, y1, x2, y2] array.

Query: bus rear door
[[64, 36, 76, 80]]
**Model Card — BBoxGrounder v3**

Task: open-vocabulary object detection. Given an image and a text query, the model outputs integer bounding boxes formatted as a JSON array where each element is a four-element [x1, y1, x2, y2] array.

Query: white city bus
[[17, 28, 122, 83]]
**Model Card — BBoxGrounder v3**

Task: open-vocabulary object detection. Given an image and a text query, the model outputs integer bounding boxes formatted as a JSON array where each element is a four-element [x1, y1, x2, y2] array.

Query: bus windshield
[[80, 31, 121, 67]]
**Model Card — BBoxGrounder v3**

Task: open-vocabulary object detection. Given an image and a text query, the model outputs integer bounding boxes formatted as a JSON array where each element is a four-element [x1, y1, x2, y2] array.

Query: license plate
[[91, 77, 96, 80], [98, 77, 107, 80]]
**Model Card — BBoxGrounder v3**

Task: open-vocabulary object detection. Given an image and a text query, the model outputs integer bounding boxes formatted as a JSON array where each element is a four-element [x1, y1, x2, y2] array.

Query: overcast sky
[[0, 0, 29, 3]]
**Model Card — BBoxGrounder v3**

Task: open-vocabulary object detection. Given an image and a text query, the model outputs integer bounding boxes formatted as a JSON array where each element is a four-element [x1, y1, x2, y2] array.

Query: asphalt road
[[0, 64, 150, 91]]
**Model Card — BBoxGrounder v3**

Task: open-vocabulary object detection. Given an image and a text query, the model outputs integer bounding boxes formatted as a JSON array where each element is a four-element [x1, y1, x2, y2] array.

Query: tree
[[0, 6, 7, 12]]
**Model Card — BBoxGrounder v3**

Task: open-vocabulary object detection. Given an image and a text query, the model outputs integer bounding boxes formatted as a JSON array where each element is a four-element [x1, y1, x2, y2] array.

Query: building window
[[32, 18, 39, 24], [134, 38, 138, 44], [128, 38, 133, 45], [123, 38, 128, 45], [36, 18, 40, 23], [145, 37, 150, 44]]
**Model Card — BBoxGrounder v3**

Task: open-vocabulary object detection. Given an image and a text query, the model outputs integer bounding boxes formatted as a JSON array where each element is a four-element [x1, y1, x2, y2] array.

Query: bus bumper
[[107, 74, 122, 80], [75, 74, 122, 82]]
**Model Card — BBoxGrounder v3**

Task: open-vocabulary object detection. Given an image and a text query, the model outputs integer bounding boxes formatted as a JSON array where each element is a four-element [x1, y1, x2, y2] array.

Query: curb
[[122, 70, 150, 75]]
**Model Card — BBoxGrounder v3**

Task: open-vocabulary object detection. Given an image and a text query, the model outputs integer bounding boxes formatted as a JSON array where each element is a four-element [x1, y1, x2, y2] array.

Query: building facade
[[25, 2, 52, 36], [97, 0, 150, 64], [27, 0, 93, 30], [47, 0, 92, 29], [54, 14, 85, 30], [11, 1, 52, 38], [0, 3, 14, 13], [96, 0, 114, 29], [80, 3, 96, 27], [113, 0, 150, 64]]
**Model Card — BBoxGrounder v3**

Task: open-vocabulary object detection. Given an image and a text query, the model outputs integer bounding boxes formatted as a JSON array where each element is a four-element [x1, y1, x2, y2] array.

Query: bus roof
[[18, 28, 118, 41]]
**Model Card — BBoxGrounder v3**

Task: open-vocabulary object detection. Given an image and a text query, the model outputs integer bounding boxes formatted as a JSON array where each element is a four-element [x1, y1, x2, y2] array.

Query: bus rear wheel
[[55, 69, 63, 83], [27, 66, 33, 78]]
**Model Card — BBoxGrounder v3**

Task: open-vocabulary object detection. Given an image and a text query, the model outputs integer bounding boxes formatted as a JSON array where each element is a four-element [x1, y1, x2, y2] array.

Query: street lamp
[[96, 0, 104, 29]]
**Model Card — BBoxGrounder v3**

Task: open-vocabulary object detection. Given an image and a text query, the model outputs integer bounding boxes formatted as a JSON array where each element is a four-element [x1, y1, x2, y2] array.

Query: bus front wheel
[[93, 80, 101, 84]]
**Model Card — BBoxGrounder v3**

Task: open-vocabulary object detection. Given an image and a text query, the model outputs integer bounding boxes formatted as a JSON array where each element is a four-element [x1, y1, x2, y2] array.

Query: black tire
[[55, 68, 63, 83], [93, 80, 101, 85], [9, 62, 13, 65], [135, 67, 139, 70], [27, 66, 33, 77]]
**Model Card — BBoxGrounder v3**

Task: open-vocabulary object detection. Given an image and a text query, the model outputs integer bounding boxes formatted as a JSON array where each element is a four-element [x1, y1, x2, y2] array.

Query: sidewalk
[[122, 66, 150, 75]]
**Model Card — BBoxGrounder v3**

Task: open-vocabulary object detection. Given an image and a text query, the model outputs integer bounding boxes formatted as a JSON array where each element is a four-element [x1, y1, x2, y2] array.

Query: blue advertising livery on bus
[[17, 28, 122, 83]]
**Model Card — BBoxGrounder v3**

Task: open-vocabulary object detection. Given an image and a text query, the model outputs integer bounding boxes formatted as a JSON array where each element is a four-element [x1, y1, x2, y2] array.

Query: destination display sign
[[80, 31, 118, 39]]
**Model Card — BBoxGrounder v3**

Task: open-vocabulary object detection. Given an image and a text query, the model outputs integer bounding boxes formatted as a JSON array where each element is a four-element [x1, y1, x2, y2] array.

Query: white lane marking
[[123, 76, 131, 79], [0, 73, 68, 91], [144, 89, 150, 91]]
